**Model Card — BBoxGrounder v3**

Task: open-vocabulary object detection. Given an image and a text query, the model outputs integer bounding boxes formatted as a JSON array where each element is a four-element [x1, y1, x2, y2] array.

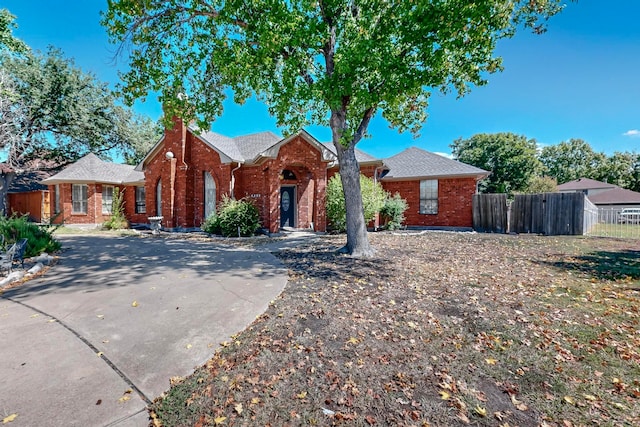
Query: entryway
[[280, 186, 296, 228]]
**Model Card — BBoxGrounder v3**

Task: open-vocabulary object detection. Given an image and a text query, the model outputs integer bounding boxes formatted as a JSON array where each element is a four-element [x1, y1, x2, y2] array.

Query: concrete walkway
[[0, 235, 288, 426]]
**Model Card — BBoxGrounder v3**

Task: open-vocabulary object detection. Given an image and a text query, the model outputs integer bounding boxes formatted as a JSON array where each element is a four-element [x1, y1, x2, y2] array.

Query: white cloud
[[623, 129, 640, 137]]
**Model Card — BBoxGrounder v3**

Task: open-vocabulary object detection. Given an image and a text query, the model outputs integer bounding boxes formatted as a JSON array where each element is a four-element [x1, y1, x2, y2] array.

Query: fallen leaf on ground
[[474, 405, 487, 417], [213, 416, 226, 425], [131, 301, 138, 307], [2, 414, 17, 423]]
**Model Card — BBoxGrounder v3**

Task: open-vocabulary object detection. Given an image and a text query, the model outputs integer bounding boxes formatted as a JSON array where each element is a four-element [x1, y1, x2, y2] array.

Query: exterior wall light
[[165, 151, 175, 160]]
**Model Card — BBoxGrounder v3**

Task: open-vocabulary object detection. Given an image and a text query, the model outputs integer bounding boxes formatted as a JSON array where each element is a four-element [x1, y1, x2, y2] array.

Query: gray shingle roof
[[557, 178, 619, 191], [320, 142, 379, 164], [587, 187, 640, 204], [41, 153, 144, 185], [233, 131, 282, 161], [382, 147, 489, 180]]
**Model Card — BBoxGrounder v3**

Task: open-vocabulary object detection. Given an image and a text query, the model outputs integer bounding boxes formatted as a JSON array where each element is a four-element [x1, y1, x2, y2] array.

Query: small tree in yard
[[327, 174, 386, 233], [103, 0, 566, 256]]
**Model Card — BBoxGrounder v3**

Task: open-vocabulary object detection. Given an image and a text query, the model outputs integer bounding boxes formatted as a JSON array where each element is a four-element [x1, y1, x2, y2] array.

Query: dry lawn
[[151, 232, 639, 427]]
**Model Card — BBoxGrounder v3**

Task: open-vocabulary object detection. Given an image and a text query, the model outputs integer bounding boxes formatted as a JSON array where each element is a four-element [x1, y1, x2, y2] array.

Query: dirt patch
[[151, 232, 640, 426]]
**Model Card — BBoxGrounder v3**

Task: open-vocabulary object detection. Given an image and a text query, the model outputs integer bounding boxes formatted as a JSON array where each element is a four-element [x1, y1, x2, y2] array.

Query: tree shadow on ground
[[276, 247, 393, 284], [541, 249, 640, 282]]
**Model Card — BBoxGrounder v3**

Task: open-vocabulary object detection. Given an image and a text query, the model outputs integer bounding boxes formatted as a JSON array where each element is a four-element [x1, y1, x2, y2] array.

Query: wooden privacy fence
[[473, 192, 598, 235], [472, 193, 508, 233]]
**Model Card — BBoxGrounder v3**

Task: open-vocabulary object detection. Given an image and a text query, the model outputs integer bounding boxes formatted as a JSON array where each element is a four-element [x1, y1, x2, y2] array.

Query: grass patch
[[150, 232, 639, 426]]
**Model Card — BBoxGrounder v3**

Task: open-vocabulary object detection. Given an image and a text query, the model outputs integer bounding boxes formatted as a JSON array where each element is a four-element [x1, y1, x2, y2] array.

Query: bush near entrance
[[202, 197, 260, 237]]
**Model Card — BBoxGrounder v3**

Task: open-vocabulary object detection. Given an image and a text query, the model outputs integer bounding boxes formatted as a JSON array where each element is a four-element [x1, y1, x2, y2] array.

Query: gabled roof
[[321, 142, 381, 165], [41, 153, 144, 185], [381, 147, 489, 180], [557, 178, 619, 191], [587, 187, 640, 204]]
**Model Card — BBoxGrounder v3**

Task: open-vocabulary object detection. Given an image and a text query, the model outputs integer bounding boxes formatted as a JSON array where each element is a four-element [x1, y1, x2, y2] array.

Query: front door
[[280, 186, 296, 228]]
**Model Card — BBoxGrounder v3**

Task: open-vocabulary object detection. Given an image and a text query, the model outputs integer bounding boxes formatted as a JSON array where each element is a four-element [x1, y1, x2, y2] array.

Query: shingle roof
[[233, 131, 282, 160], [557, 178, 618, 191], [320, 142, 380, 164], [587, 187, 640, 204], [382, 147, 489, 180], [41, 153, 144, 185]]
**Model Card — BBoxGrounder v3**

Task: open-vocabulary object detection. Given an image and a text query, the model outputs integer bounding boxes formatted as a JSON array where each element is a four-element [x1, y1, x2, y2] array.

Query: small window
[[102, 185, 114, 214], [419, 179, 438, 214], [155, 180, 162, 216], [135, 186, 146, 214], [72, 184, 88, 214], [54, 184, 61, 214]]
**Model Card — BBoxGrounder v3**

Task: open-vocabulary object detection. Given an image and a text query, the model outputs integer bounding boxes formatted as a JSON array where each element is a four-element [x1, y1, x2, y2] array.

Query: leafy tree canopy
[[451, 132, 542, 195], [0, 9, 28, 54], [0, 47, 160, 169], [539, 138, 605, 185], [103, 0, 566, 255]]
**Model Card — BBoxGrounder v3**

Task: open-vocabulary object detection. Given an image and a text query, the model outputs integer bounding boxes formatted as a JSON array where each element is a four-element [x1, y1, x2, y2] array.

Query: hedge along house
[[136, 117, 335, 233], [41, 154, 147, 227]]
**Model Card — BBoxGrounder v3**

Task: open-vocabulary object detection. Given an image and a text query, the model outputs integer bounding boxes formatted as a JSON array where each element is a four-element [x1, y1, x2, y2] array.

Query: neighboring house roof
[[587, 187, 640, 204], [557, 178, 619, 191], [8, 170, 51, 193], [41, 153, 144, 185], [381, 147, 489, 180]]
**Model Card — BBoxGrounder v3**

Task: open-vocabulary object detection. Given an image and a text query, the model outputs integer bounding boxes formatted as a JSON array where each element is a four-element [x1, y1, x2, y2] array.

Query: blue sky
[[3, 0, 640, 158]]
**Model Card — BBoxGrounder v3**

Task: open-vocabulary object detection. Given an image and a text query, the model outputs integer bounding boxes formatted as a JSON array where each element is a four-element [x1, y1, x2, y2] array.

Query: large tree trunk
[[333, 141, 375, 257]]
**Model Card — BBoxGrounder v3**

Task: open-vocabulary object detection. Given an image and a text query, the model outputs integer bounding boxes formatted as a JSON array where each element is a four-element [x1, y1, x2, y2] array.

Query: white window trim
[[419, 179, 438, 215]]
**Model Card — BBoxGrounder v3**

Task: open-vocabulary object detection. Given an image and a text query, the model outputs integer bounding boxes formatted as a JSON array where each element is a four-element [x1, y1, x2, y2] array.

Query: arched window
[[156, 179, 162, 216], [204, 171, 216, 219]]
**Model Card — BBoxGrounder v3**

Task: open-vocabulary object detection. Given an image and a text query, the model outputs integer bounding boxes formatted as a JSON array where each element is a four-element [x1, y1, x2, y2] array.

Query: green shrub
[[103, 187, 129, 230], [203, 196, 260, 237], [380, 193, 408, 230], [0, 214, 61, 257], [326, 173, 387, 232], [201, 213, 221, 235]]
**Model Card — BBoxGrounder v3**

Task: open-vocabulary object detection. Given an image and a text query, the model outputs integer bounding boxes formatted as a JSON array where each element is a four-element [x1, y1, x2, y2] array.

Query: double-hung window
[[419, 179, 438, 214], [102, 186, 114, 214], [72, 184, 88, 214]]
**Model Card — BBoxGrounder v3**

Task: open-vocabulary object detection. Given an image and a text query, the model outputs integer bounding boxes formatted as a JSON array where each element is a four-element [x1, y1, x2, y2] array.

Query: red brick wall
[[382, 177, 477, 227], [142, 118, 233, 229], [48, 183, 120, 225]]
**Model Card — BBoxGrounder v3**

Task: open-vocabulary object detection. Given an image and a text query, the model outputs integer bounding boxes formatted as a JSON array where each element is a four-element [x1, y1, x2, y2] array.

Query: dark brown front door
[[280, 186, 295, 228]]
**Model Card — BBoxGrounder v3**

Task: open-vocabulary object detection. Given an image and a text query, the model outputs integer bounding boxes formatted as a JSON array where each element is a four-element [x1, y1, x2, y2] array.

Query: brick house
[[41, 154, 146, 227], [41, 118, 488, 231]]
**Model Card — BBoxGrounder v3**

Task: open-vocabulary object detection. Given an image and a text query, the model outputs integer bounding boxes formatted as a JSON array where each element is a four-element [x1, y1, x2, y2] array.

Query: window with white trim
[[135, 186, 146, 214], [102, 185, 114, 214], [72, 184, 88, 214], [419, 179, 438, 214]]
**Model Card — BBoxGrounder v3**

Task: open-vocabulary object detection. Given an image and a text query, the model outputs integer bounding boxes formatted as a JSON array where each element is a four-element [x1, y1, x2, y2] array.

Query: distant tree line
[[451, 133, 640, 196]]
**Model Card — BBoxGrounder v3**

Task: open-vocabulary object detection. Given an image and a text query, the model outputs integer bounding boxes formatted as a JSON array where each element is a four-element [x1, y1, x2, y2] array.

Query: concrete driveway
[[0, 234, 288, 426]]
